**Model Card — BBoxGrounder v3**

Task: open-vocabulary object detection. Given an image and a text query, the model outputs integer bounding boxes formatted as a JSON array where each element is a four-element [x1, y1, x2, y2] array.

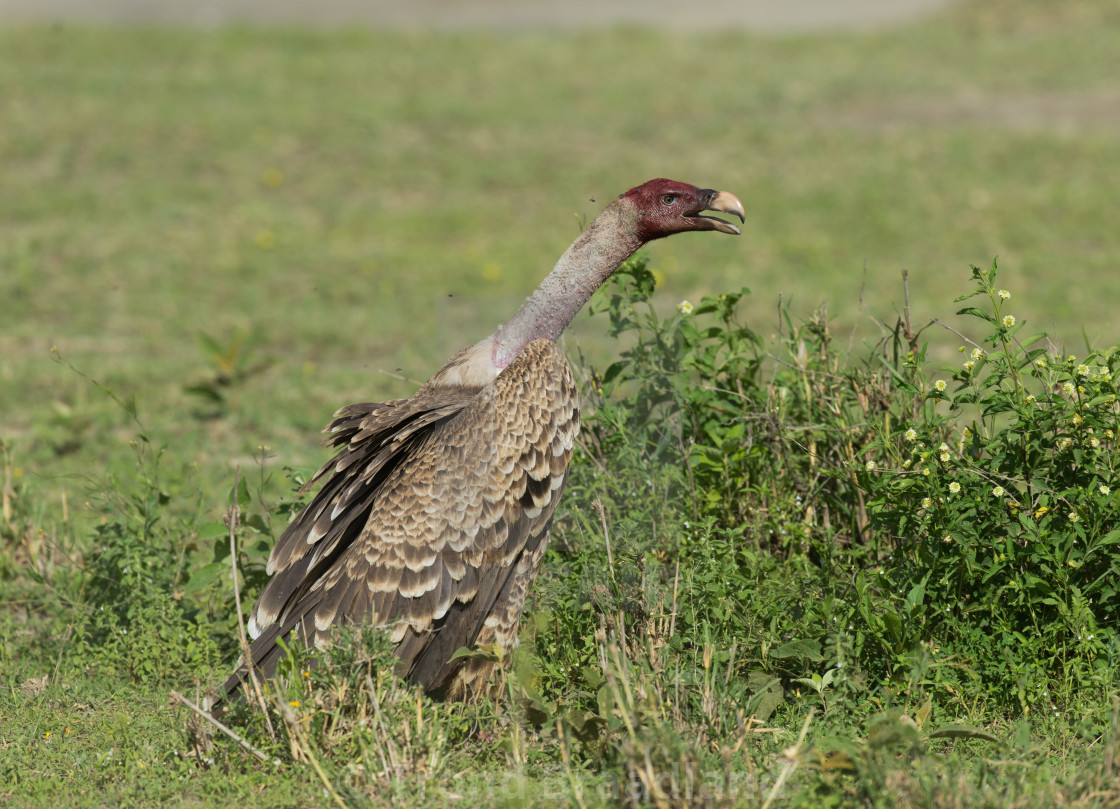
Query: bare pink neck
[[492, 201, 642, 370]]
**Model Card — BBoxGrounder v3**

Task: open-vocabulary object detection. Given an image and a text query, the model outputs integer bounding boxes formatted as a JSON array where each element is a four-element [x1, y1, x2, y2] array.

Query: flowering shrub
[[866, 261, 1120, 707], [578, 257, 1118, 714]]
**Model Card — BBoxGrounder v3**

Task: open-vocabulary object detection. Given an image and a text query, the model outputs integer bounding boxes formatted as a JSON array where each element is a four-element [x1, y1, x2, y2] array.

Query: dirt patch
[[0, 0, 959, 32]]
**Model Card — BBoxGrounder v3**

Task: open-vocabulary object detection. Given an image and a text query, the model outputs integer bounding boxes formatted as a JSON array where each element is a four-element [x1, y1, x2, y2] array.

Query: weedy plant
[[183, 330, 269, 417], [579, 257, 901, 551], [70, 424, 225, 684], [15, 354, 230, 684], [863, 260, 1120, 713]]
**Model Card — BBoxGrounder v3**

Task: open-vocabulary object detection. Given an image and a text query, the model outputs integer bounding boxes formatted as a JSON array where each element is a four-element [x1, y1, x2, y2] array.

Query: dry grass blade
[[762, 708, 815, 809], [169, 690, 269, 764], [278, 701, 349, 809]]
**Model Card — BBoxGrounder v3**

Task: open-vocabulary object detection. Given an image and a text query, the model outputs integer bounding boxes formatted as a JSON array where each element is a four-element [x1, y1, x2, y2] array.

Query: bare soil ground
[[0, 0, 959, 32]]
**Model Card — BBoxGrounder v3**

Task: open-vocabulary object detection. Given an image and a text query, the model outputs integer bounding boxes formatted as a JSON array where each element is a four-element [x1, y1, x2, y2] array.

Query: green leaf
[[881, 612, 903, 644], [771, 639, 823, 662], [183, 384, 225, 403], [197, 332, 226, 361], [748, 679, 784, 722], [955, 306, 996, 323], [564, 709, 607, 744], [449, 645, 501, 664], [245, 514, 271, 534], [182, 561, 226, 595], [601, 361, 625, 386], [747, 671, 778, 692], [906, 577, 928, 614], [196, 521, 229, 540], [1094, 528, 1120, 547]]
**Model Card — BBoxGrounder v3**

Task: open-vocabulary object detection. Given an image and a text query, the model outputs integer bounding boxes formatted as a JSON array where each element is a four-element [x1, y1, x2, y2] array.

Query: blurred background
[[0, 0, 957, 30], [2, 0, 1119, 519]]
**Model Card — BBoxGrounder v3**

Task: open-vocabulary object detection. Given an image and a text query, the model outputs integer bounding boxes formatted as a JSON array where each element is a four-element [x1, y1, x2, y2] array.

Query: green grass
[[3, 3, 1120, 499], [3, 1, 1120, 806]]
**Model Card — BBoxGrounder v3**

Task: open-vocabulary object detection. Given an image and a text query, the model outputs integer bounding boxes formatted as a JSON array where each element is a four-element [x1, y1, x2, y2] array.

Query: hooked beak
[[687, 190, 745, 235]]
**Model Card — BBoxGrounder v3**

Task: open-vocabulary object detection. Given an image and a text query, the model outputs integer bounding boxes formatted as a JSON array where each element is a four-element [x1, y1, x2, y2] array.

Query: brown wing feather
[[218, 339, 577, 704], [244, 385, 480, 638]]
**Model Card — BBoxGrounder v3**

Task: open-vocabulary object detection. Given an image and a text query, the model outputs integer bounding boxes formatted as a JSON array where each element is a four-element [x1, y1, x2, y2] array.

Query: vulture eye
[[660, 193, 677, 206]]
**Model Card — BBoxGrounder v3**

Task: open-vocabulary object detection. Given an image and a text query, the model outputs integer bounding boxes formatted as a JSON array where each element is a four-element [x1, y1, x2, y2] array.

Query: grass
[[3, 1, 1120, 806]]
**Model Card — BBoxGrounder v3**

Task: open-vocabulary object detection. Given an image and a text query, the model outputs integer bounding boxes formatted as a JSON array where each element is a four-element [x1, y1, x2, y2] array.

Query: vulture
[[215, 179, 744, 704]]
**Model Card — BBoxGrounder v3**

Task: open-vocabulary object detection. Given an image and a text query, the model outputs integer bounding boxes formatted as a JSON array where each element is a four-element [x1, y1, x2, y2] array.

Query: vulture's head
[[622, 178, 745, 242]]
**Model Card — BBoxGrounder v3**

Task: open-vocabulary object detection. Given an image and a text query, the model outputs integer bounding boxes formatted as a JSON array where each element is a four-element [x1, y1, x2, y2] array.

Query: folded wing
[[220, 339, 578, 701]]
